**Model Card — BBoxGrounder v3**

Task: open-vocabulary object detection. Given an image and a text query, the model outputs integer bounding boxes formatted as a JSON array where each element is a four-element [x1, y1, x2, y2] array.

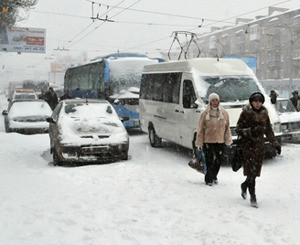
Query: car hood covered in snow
[[57, 103, 128, 146]]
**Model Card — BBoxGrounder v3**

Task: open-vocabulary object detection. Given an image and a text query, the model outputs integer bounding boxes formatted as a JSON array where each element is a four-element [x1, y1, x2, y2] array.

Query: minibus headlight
[[281, 124, 288, 131], [273, 122, 281, 133]]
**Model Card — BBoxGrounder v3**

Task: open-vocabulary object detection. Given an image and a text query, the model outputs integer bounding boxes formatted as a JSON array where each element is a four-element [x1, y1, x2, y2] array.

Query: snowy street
[[0, 94, 300, 244]]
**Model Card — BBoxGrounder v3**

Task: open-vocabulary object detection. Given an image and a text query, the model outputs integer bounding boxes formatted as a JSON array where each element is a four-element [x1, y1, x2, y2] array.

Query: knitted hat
[[206, 93, 223, 120], [249, 92, 265, 104], [208, 93, 220, 103]]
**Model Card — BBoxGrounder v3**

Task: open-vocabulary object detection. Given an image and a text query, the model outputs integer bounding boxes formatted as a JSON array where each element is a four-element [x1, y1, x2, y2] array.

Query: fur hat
[[249, 92, 265, 104]]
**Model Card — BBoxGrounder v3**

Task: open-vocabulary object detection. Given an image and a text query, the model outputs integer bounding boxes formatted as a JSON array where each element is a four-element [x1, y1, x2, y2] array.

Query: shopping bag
[[188, 148, 207, 174]]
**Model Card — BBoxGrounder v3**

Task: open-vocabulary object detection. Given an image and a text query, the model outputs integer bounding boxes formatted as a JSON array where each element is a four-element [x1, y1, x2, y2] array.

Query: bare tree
[[0, 0, 38, 28]]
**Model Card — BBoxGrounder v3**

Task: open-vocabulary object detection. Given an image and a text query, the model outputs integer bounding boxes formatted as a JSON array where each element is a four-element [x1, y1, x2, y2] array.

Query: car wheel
[[4, 122, 9, 133], [149, 126, 162, 148], [122, 152, 129, 160], [53, 148, 62, 166]]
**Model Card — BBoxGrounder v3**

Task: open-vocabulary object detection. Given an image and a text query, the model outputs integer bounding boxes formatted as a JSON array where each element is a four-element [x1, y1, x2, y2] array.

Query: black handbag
[[231, 138, 243, 172]]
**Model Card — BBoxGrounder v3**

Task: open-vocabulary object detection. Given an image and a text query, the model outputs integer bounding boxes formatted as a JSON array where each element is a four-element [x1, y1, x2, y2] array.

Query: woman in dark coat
[[236, 92, 281, 208]]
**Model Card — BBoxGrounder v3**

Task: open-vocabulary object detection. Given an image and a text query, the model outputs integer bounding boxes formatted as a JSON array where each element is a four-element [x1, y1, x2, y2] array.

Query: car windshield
[[64, 103, 117, 118], [14, 94, 36, 100], [195, 76, 260, 103], [9, 101, 52, 117], [275, 99, 296, 113]]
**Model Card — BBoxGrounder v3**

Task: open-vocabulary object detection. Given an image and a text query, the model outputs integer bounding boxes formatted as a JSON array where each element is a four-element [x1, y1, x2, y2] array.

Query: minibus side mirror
[[191, 103, 198, 109]]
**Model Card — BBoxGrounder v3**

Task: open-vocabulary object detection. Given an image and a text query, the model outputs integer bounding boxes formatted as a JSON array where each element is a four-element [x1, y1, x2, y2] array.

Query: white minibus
[[139, 58, 282, 158]]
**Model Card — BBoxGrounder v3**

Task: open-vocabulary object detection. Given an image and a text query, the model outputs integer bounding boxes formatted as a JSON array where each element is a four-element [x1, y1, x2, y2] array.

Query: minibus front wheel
[[148, 125, 162, 148]]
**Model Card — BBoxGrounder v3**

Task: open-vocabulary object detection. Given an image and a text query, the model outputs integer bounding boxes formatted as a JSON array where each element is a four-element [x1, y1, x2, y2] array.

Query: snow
[[58, 101, 128, 145], [0, 94, 300, 244]]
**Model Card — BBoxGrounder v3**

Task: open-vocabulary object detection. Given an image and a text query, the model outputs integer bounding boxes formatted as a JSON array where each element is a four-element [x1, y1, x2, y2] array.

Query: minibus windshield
[[196, 76, 260, 103]]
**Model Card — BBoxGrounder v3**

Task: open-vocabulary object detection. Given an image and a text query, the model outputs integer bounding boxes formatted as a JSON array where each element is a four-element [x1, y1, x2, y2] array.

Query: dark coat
[[60, 93, 72, 101], [290, 97, 299, 111], [236, 104, 280, 177], [45, 90, 58, 110]]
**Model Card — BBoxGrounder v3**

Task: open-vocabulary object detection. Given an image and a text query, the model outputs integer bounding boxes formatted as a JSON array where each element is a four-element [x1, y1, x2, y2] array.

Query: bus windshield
[[195, 76, 260, 103]]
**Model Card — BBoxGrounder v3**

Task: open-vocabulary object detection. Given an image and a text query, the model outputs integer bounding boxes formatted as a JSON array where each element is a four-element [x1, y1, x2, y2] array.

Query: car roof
[[277, 97, 290, 101], [62, 99, 109, 104], [13, 89, 36, 93]]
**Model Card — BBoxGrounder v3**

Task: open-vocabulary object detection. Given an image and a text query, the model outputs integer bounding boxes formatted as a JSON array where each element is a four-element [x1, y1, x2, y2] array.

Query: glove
[[275, 144, 281, 155], [241, 128, 252, 136], [251, 125, 264, 135]]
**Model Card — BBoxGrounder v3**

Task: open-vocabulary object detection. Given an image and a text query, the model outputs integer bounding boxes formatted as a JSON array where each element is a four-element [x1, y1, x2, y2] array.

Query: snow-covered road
[[0, 94, 299, 244]]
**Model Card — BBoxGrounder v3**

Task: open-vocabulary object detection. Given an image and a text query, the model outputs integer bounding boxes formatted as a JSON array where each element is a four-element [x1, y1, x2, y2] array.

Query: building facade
[[167, 7, 300, 98]]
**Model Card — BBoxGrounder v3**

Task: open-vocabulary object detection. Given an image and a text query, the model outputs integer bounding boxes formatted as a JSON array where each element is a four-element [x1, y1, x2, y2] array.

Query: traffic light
[[2, 7, 8, 12]]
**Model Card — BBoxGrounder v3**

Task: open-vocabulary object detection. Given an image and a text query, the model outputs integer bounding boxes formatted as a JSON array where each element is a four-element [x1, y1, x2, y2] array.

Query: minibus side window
[[151, 74, 164, 101], [163, 73, 181, 104], [183, 80, 197, 108], [171, 73, 181, 104]]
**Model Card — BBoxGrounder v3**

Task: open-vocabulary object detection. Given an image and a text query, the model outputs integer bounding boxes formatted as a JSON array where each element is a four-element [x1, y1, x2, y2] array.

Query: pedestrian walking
[[269, 90, 278, 104], [236, 92, 281, 208], [45, 87, 58, 110], [195, 93, 233, 186], [289, 90, 299, 111]]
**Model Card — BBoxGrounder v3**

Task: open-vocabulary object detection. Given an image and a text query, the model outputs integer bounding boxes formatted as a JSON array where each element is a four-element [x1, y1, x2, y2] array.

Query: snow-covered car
[[8, 89, 38, 109], [275, 98, 300, 142], [2, 99, 52, 134], [46, 99, 129, 166]]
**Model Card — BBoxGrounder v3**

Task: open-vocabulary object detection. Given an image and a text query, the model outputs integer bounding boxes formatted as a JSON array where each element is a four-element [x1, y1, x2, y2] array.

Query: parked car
[[46, 99, 129, 166], [275, 98, 300, 142], [2, 99, 52, 134], [8, 89, 38, 109]]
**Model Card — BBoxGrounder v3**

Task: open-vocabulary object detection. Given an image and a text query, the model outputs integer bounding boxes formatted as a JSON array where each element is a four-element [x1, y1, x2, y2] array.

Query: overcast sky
[[0, 0, 299, 85]]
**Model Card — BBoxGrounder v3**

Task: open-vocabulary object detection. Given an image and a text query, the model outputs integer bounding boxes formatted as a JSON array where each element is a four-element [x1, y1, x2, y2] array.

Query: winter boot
[[250, 194, 258, 208], [241, 181, 248, 199], [248, 180, 258, 208]]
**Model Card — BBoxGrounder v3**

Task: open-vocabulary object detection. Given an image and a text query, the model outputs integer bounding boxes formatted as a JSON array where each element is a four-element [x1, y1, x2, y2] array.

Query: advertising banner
[[224, 56, 257, 75], [0, 26, 46, 53]]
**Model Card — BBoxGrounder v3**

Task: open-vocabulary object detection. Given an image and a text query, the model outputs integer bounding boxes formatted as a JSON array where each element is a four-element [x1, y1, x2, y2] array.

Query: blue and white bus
[[64, 53, 161, 128]]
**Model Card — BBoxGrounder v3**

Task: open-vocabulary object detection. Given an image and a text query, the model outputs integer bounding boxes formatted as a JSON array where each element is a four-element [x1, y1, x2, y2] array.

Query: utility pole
[[281, 23, 294, 92]]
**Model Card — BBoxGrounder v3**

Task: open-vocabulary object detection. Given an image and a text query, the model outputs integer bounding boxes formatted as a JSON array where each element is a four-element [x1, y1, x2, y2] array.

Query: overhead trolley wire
[[64, 0, 129, 48]]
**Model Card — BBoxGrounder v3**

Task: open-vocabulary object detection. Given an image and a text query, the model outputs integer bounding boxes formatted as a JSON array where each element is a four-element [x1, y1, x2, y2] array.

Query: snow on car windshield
[[59, 102, 127, 145], [194, 75, 260, 102], [63, 103, 117, 118], [9, 101, 52, 118]]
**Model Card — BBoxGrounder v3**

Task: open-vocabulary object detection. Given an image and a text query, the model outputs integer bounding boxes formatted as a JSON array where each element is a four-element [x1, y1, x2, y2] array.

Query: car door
[[178, 79, 201, 149]]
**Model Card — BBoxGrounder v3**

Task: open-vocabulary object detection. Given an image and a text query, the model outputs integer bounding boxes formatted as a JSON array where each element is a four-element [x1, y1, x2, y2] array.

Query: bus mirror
[[114, 99, 120, 105], [120, 116, 129, 122], [191, 103, 198, 109], [46, 117, 55, 123]]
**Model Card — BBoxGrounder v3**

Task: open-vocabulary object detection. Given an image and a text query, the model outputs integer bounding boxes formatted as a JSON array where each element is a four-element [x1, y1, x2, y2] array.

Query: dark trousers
[[203, 143, 224, 184]]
